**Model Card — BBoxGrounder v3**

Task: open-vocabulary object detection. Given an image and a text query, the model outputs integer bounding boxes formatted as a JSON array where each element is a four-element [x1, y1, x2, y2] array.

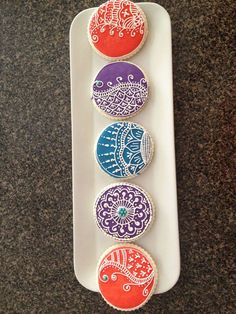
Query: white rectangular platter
[[70, 2, 180, 294]]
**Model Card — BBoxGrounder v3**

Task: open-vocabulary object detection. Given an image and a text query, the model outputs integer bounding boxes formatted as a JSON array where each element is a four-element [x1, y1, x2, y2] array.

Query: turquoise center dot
[[117, 207, 128, 218], [103, 274, 108, 281]]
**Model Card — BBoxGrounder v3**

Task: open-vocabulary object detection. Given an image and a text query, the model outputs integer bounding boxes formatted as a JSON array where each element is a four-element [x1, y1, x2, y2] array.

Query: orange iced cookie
[[88, 0, 148, 60], [97, 244, 157, 310]]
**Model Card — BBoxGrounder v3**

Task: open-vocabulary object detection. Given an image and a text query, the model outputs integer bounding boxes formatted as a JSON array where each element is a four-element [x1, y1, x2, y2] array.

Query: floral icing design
[[98, 246, 157, 310], [96, 122, 153, 178], [89, 0, 145, 43], [92, 62, 148, 118], [95, 183, 153, 240]]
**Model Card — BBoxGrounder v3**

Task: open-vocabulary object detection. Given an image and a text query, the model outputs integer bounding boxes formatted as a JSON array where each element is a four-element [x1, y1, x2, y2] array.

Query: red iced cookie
[[97, 244, 157, 311], [88, 0, 148, 60]]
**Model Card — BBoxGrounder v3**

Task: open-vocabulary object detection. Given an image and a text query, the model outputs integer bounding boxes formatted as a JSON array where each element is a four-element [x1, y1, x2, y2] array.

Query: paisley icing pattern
[[92, 62, 148, 119], [98, 244, 157, 310], [88, 0, 147, 58], [95, 183, 153, 241], [95, 122, 153, 178]]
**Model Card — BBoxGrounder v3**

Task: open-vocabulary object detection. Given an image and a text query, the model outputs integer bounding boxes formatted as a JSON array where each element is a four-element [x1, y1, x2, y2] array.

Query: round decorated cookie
[[92, 62, 148, 119], [88, 0, 148, 60], [94, 183, 154, 241], [95, 121, 154, 179], [97, 244, 157, 311]]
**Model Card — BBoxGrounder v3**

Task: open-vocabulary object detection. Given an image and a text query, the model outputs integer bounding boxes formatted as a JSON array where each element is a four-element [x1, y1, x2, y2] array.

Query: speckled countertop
[[1, 0, 235, 313]]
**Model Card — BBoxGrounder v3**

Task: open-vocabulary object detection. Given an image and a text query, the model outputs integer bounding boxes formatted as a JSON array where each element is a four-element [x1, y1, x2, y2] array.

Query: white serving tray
[[70, 2, 180, 294]]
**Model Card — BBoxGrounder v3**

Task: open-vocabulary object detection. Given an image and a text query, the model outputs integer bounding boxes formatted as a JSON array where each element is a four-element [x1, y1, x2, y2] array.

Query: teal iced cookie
[[95, 121, 154, 179]]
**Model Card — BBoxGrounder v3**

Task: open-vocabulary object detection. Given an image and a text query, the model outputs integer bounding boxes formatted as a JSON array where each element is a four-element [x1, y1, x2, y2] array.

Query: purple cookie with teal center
[[92, 62, 148, 119], [94, 183, 154, 241]]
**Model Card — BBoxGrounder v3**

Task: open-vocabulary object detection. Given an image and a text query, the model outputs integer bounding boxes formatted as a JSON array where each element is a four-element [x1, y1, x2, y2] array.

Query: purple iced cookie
[[94, 183, 154, 241], [92, 62, 148, 119]]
